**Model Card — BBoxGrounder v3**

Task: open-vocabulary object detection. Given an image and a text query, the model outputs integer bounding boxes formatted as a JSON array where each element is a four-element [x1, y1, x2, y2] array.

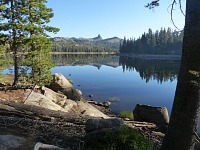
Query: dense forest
[[120, 28, 183, 55], [52, 42, 116, 53]]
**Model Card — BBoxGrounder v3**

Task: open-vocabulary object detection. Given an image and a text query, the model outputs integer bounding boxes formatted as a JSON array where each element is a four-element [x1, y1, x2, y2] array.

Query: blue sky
[[46, 0, 186, 39]]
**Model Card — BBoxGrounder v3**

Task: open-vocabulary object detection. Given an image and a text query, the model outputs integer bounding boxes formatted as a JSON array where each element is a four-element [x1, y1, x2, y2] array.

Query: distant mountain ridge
[[51, 34, 122, 52], [51, 34, 122, 44]]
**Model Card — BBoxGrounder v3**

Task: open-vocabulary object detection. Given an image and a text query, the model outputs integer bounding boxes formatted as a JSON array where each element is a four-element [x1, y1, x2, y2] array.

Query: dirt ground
[[0, 74, 33, 102], [0, 89, 26, 103]]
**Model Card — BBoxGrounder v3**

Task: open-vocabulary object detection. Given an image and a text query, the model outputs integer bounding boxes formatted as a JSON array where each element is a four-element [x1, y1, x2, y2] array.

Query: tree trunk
[[161, 0, 200, 149], [11, 0, 19, 86], [12, 52, 19, 86]]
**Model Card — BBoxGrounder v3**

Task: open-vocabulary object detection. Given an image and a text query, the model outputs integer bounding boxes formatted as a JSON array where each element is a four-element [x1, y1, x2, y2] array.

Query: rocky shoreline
[[0, 73, 169, 150]]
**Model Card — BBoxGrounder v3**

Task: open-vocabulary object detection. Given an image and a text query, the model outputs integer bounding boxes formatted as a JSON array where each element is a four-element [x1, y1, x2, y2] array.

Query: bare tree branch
[[170, 0, 181, 30], [146, 0, 185, 31], [179, 0, 185, 16]]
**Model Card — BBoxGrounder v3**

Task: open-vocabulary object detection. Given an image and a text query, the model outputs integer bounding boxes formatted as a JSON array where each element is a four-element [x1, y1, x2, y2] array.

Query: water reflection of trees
[[51, 54, 119, 67], [119, 56, 180, 83]]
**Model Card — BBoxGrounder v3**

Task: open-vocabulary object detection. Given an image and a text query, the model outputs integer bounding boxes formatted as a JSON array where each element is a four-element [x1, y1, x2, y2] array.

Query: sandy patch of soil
[[0, 89, 26, 103]]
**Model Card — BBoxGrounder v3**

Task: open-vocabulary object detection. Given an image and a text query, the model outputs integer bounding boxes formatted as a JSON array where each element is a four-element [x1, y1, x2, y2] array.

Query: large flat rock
[[24, 87, 109, 118]]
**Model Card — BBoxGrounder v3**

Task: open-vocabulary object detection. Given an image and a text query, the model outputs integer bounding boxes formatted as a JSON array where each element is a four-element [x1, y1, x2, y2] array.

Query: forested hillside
[[120, 28, 183, 55], [51, 35, 122, 53]]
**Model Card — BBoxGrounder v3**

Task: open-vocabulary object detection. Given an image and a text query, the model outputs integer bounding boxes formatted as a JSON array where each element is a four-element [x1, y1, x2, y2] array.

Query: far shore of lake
[[50, 52, 118, 55], [51, 52, 181, 61]]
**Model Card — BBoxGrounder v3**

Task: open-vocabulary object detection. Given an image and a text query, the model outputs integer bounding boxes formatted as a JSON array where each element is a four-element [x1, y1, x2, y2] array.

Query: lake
[[51, 54, 180, 115]]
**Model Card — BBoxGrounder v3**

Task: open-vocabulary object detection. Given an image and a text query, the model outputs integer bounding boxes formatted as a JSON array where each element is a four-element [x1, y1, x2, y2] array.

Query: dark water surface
[[51, 54, 180, 115]]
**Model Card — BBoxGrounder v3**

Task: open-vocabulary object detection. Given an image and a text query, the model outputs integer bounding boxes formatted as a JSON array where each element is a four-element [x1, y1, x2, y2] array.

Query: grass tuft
[[119, 111, 134, 120]]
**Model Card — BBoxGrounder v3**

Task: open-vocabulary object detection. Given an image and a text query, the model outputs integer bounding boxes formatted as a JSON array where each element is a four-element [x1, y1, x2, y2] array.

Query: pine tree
[[119, 28, 183, 55], [0, 40, 8, 73], [0, 0, 25, 85], [0, 0, 59, 86], [21, 0, 59, 85], [0, 3, 9, 73]]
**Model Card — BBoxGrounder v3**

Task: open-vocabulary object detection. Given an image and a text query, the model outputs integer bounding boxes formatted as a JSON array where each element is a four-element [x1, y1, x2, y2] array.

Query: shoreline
[[51, 52, 181, 60], [50, 52, 118, 55]]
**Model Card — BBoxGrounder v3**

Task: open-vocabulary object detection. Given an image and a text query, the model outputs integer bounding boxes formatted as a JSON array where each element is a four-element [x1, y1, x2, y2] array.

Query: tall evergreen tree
[[0, 40, 8, 73], [119, 28, 183, 55], [0, 0, 25, 85], [0, 0, 59, 85], [21, 0, 59, 85]]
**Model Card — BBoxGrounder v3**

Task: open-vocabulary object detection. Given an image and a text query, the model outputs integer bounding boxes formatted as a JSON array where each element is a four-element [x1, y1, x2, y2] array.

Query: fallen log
[[0, 101, 87, 149], [0, 101, 90, 124]]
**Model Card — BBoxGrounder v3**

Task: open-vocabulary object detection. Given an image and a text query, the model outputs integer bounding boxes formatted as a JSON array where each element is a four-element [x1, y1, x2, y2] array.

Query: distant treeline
[[120, 28, 183, 55], [51, 41, 117, 53]]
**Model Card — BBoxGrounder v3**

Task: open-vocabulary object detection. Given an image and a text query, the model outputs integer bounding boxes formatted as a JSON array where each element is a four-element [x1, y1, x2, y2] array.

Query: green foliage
[[0, 57, 8, 73], [0, 0, 59, 86], [120, 27, 183, 55], [0, 40, 10, 73], [23, 37, 54, 86], [119, 111, 134, 120], [108, 97, 120, 102], [85, 125, 153, 150], [0, 74, 13, 85]]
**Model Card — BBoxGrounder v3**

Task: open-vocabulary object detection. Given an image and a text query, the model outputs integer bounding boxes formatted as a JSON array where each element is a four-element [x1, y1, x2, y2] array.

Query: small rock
[[103, 101, 111, 107], [94, 101, 98, 105], [98, 102, 104, 106], [124, 118, 130, 121], [76, 89, 82, 96], [0, 83, 6, 87], [89, 94, 93, 98]]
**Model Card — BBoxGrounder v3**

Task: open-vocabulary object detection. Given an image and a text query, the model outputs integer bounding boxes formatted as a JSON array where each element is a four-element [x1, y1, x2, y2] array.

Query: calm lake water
[[51, 54, 180, 115]]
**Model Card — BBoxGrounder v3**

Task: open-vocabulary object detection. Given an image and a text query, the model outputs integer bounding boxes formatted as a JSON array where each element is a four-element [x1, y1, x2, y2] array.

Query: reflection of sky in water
[[51, 65, 176, 115], [3, 60, 200, 132]]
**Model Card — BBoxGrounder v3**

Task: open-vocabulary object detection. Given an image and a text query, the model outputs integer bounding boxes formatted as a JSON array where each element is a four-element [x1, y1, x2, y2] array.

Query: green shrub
[[120, 111, 134, 120], [85, 125, 153, 150]]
